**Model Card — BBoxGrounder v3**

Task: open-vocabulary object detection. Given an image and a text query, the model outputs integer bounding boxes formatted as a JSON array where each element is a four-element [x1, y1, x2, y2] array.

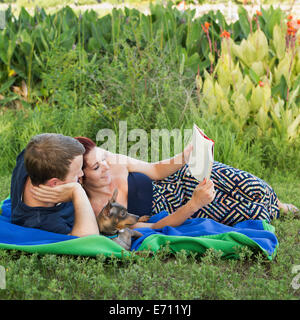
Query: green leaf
[[88, 37, 101, 52], [0, 77, 16, 94], [266, 7, 283, 39], [232, 20, 242, 41], [292, 75, 300, 91], [271, 75, 288, 101], [0, 33, 8, 64], [216, 10, 226, 31], [19, 7, 33, 27], [238, 6, 250, 37], [200, 35, 209, 56], [249, 68, 260, 84], [0, 94, 18, 105]]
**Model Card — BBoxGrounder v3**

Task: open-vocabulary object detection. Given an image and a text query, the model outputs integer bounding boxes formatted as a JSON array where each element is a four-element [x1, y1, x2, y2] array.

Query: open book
[[187, 124, 214, 181]]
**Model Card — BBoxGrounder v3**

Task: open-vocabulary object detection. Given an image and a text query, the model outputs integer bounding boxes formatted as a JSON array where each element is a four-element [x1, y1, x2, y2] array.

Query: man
[[10, 133, 99, 237]]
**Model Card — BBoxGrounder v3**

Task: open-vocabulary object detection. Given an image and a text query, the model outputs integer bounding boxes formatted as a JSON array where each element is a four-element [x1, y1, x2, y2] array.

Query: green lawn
[[0, 171, 299, 300]]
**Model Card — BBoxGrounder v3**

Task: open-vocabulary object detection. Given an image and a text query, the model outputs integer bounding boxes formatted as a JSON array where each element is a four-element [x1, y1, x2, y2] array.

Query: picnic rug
[[0, 197, 278, 260]]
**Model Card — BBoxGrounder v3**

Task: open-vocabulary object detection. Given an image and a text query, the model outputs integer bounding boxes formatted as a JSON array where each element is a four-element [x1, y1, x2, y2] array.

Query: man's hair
[[24, 133, 85, 186]]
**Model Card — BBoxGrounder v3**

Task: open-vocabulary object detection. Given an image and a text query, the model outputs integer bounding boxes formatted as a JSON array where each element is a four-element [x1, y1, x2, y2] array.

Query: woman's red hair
[[74, 136, 96, 168]]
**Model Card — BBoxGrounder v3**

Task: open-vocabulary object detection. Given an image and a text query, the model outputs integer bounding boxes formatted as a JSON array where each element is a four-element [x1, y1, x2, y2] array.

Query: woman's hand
[[189, 178, 215, 211], [30, 182, 82, 204]]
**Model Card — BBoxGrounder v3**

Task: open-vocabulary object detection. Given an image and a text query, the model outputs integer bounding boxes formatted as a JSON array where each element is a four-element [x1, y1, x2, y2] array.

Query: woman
[[73, 136, 298, 228]]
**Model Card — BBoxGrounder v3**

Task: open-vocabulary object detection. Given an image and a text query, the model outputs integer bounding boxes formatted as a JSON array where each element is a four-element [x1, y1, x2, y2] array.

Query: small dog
[[96, 189, 149, 250]]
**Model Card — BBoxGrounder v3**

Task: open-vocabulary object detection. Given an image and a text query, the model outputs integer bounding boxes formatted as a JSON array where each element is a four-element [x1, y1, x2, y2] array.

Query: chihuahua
[[96, 189, 149, 250]]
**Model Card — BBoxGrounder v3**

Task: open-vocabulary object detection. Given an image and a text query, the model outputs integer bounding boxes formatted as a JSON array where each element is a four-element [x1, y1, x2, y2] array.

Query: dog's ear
[[110, 188, 118, 203], [98, 202, 112, 217]]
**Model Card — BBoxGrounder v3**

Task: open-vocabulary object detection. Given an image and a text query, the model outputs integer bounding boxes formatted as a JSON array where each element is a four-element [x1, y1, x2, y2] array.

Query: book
[[187, 124, 214, 182]]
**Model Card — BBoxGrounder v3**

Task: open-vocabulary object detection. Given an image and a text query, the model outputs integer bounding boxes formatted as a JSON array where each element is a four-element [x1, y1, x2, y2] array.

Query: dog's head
[[96, 189, 140, 235]]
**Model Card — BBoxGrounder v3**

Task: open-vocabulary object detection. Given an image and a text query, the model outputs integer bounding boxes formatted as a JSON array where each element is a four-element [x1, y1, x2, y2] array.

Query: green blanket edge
[[0, 198, 278, 260], [0, 231, 277, 260]]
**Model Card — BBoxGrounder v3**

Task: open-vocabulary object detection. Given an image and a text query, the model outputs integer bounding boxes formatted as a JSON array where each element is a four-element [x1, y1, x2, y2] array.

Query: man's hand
[[189, 178, 215, 211], [30, 182, 82, 204]]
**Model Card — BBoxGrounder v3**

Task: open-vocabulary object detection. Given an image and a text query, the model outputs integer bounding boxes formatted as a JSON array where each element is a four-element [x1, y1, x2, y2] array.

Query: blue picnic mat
[[0, 197, 279, 259]]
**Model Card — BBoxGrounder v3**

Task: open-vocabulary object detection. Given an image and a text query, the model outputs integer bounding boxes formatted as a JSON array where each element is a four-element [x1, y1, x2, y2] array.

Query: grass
[[0, 169, 300, 300]]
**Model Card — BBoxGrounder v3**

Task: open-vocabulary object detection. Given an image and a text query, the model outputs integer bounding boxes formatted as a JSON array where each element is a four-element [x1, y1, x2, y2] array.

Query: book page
[[188, 124, 214, 182]]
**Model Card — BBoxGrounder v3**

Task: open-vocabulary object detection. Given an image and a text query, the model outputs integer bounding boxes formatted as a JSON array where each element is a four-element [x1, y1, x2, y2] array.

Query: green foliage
[[199, 25, 300, 175], [0, 3, 299, 177], [0, 2, 285, 86]]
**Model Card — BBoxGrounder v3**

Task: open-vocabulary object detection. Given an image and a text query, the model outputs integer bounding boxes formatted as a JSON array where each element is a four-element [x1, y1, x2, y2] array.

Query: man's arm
[[68, 185, 99, 237], [31, 183, 99, 237]]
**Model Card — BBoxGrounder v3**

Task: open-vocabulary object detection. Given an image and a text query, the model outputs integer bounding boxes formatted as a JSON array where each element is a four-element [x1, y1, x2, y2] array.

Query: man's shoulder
[[10, 149, 28, 210], [11, 149, 27, 181], [11, 201, 74, 234], [16, 149, 26, 161]]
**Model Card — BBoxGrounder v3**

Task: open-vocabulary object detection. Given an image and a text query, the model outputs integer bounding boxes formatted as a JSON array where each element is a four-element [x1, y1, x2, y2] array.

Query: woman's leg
[[152, 164, 190, 214], [152, 162, 281, 226], [199, 162, 281, 225]]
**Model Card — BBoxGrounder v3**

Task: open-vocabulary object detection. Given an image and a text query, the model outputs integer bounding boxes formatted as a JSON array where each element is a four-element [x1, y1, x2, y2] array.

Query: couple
[[10, 133, 297, 238]]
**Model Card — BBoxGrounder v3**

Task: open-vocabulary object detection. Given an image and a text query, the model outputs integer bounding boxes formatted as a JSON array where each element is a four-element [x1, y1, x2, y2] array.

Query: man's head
[[24, 133, 85, 186]]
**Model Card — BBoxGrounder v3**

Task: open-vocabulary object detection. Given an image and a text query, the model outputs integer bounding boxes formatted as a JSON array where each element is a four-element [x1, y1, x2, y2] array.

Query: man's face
[[62, 155, 84, 184]]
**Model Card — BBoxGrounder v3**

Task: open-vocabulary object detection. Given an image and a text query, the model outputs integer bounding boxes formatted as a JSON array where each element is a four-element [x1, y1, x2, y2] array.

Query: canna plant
[[0, 3, 298, 115], [200, 18, 300, 144]]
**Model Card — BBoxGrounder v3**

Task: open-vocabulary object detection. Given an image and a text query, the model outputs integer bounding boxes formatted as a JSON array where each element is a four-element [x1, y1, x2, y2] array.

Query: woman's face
[[82, 147, 111, 187]]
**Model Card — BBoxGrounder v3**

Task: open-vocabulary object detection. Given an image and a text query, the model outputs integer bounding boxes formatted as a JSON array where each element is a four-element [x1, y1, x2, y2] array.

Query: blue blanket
[[0, 198, 76, 244], [132, 211, 278, 255], [0, 198, 279, 259]]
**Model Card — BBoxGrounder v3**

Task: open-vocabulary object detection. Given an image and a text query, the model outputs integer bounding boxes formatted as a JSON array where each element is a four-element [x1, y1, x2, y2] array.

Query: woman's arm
[[102, 144, 193, 181], [132, 179, 215, 230], [151, 144, 192, 180], [150, 178, 215, 229], [150, 201, 196, 229]]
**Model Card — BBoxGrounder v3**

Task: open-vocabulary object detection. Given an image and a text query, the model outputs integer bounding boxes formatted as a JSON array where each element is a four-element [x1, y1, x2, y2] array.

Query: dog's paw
[[138, 215, 150, 222]]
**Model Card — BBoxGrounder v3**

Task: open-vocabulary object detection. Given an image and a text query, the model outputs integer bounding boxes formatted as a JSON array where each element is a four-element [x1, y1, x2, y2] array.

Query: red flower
[[287, 15, 293, 20], [220, 30, 230, 38], [201, 22, 210, 33], [256, 10, 262, 16], [297, 19, 300, 25], [259, 81, 264, 87], [287, 26, 297, 36], [204, 22, 211, 30]]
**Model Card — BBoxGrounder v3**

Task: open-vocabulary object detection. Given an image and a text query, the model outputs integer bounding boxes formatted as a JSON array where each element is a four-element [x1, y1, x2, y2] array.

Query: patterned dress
[[151, 162, 280, 226]]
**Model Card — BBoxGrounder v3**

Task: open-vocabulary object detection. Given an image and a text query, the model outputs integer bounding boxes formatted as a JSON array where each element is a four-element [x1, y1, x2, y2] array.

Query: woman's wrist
[[186, 199, 200, 214]]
